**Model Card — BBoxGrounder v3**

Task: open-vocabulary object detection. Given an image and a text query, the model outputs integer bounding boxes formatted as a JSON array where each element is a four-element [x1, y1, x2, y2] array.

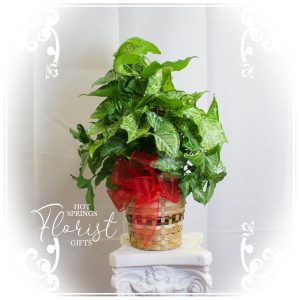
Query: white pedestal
[[109, 232, 212, 294]]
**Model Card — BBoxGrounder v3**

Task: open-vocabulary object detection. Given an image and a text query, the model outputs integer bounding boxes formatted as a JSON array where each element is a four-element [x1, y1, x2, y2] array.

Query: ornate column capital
[[110, 232, 212, 295]]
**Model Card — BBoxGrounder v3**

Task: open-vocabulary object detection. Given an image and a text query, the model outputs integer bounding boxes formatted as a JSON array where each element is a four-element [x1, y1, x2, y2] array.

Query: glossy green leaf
[[95, 156, 116, 186], [161, 67, 175, 91], [152, 94, 184, 109], [87, 121, 106, 136], [193, 180, 216, 205], [72, 124, 89, 144], [99, 136, 126, 158], [184, 151, 205, 171], [180, 120, 202, 151], [121, 114, 150, 143], [71, 174, 95, 210], [199, 97, 227, 149], [199, 117, 227, 150], [207, 96, 219, 120], [83, 81, 125, 97], [123, 78, 147, 95], [162, 56, 196, 71], [144, 69, 163, 96], [89, 139, 104, 158], [147, 111, 180, 158], [141, 61, 162, 78], [179, 173, 198, 198], [182, 91, 208, 106], [114, 37, 161, 57], [113, 53, 146, 76], [155, 154, 185, 173], [183, 107, 205, 123], [92, 70, 120, 87]]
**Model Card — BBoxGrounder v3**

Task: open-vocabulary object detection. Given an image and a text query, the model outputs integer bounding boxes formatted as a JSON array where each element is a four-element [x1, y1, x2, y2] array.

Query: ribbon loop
[[107, 151, 181, 246]]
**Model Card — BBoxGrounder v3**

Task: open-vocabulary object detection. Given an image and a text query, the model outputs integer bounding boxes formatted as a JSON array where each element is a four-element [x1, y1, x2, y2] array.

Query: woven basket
[[125, 198, 185, 250]]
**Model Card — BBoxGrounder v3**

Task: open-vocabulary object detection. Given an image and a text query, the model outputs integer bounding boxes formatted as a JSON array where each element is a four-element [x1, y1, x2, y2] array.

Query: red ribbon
[[107, 151, 181, 246]]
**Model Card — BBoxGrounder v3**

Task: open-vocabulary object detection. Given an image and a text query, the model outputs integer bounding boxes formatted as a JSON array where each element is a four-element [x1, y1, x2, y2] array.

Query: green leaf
[[100, 136, 126, 158], [113, 53, 146, 76], [207, 96, 219, 120], [162, 56, 196, 71], [83, 81, 125, 97], [71, 174, 95, 210], [208, 160, 227, 182], [86, 185, 95, 211], [89, 139, 104, 158], [204, 145, 221, 173], [95, 156, 116, 186], [155, 154, 185, 173], [182, 91, 208, 106], [199, 97, 227, 149], [90, 96, 133, 121], [115, 37, 161, 57], [87, 150, 103, 174], [105, 122, 121, 139], [79, 151, 89, 174], [87, 121, 106, 136], [184, 146, 221, 176], [141, 61, 162, 78], [147, 111, 180, 158], [70, 128, 80, 141], [181, 99, 227, 150], [92, 70, 120, 87], [179, 173, 198, 198], [90, 98, 116, 120], [71, 174, 90, 189], [183, 107, 205, 123], [151, 94, 184, 109], [120, 114, 138, 142], [192, 180, 216, 205], [144, 67, 175, 96], [199, 117, 227, 150], [161, 67, 175, 91], [123, 78, 147, 95], [162, 90, 186, 99], [184, 152, 205, 171], [180, 120, 202, 151], [121, 114, 150, 143], [72, 124, 89, 144], [144, 69, 163, 96]]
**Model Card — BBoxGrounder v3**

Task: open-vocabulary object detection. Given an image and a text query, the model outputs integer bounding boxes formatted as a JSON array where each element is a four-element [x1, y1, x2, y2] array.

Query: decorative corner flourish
[[240, 221, 282, 291], [240, 9, 281, 79], [21, 8, 60, 79], [18, 237, 60, 291]]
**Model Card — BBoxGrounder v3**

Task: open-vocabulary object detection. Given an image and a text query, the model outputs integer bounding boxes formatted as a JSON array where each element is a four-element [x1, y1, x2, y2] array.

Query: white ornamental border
[[21, 8, 60, 79], [18, 237, 60, 291], [240, 221, 282, 291], [240, 8, 281, 79]]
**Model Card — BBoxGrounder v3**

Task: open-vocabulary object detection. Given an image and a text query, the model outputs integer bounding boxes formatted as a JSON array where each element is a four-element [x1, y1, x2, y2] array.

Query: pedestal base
[[109, 232, 212, 295]]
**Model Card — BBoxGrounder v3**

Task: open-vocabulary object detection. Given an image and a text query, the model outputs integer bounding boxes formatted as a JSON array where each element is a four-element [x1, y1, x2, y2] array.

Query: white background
[[5, 5, 294, 293]]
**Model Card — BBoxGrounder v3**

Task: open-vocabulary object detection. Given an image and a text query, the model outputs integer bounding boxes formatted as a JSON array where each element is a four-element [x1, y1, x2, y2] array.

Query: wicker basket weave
[[126, 198, 185, 250]]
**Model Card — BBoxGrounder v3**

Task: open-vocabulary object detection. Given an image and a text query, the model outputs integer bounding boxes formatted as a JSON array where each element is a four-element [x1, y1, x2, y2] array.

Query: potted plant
[[70, 37, 227, 250]]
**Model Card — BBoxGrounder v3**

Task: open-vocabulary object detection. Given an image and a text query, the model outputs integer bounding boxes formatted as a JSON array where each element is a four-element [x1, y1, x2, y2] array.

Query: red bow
[[107, 151, 181, 246]]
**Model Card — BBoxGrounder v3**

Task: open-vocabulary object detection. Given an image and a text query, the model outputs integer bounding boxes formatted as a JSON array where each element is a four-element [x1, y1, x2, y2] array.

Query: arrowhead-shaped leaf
[[147, 111, 180, 158], [155, 154, 185, 173], [121, 114, 150, 143], [92, 70, 121, 87], [99, 136, 126, 158], [162, 56, 196, 71], [114, 37, 161, 57]]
